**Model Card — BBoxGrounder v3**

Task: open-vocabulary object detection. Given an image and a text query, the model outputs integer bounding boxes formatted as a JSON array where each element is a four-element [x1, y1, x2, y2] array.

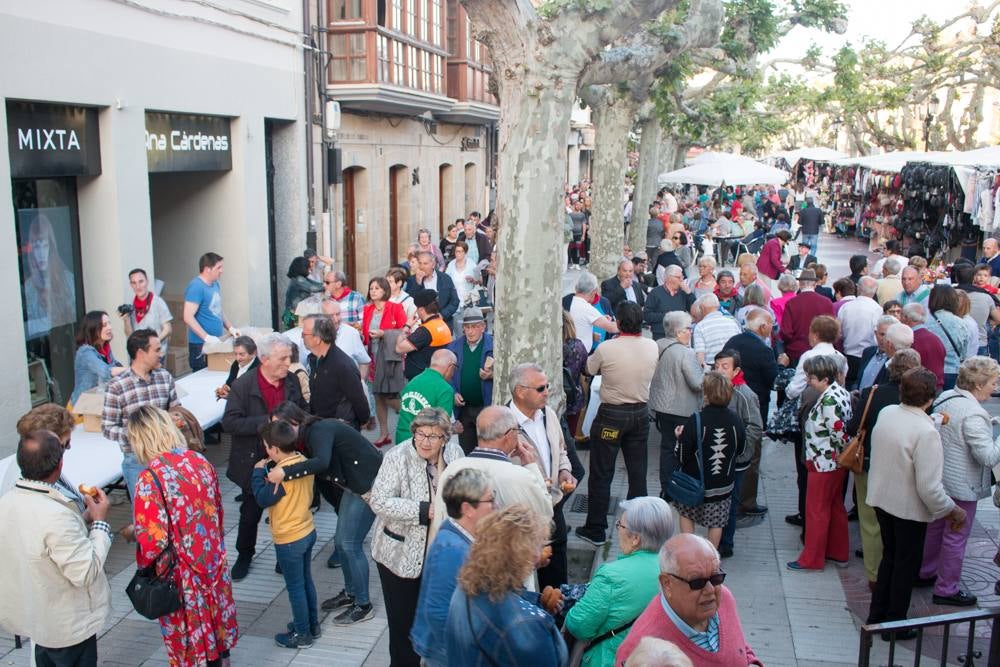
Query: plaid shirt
[[102, 367, 178, 453], [334, 289, 366, 324]]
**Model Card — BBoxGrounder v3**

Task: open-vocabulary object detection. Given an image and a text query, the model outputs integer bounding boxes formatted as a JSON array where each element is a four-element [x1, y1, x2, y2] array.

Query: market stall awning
[[658, 160, 790, 186], [771, 147, 846, 164], [830, 151, 939, 173], [686, 151, 764, 166]]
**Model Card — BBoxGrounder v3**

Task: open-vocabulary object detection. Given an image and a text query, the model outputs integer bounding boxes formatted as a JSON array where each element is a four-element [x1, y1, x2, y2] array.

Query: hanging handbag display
[[839, 385, 876, 475], [666, 413, 704, 506], [125, 472, 184, 620]]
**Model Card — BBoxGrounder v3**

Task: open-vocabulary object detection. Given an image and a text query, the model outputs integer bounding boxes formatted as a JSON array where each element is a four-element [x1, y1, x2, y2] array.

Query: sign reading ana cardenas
[[145, 111, 232, 173]]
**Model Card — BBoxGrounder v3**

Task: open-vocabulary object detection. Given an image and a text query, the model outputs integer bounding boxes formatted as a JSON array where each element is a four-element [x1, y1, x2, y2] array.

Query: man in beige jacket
[[0, 430, 112, 665]]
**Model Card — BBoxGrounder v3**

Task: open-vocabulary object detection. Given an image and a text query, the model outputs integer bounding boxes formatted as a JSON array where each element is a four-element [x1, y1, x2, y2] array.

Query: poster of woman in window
[[19, 209, 77, 339]]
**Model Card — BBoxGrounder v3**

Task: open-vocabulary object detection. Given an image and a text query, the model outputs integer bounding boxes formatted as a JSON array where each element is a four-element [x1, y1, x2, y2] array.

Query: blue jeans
[[801, 234, 818, 256], [188, 342, 207, 372], [720, 470, 745, 552], [275, 529, 318, 635], [121, 452, 146, 500], [337, 489, 375, 605]]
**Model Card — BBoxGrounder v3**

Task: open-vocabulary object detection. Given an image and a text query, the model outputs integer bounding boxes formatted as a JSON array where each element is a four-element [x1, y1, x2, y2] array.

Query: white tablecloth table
[[0, 368, 231, 492]]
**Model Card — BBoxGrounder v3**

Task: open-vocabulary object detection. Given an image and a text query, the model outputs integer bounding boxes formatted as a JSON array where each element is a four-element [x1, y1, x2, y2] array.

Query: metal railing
[[858, 607, 1000, 667]]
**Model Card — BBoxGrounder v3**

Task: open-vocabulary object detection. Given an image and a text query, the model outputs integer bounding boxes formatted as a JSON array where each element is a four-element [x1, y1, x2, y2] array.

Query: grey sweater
[[649, 340, 704, 417], [932, 389, 1000, 501]]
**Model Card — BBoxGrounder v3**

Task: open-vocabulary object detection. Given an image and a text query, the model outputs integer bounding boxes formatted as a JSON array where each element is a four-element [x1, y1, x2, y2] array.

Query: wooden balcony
[[325, 0, 497, 121]]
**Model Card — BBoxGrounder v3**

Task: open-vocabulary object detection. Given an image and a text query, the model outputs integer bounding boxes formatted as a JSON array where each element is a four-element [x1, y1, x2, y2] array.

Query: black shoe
[[230, 554, 252, 581], [739, 504, 769, 517], [785, 513, 804, 527], [274, 631, 313, 649], [847, 508, 859, 522], [932, 591, 977, 607], [855, 548, 864, 558], [574, 527, 607, 547], [286, 621, 322, 639], [719, 546, 734, 559], [913, 575, 937, 588], [321, 589, 355, 612], [275, 561, 283, 575], [334, 603, 374, 626], [327, 555, 342, 569], [234, 493, 244, 503], [881, 629, 918, 642]]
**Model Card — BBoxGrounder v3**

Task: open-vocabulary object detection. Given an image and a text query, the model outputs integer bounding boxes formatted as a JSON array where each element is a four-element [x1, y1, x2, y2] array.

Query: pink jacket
[[756, 238, 785, 280], [615, 586, 762, 666]]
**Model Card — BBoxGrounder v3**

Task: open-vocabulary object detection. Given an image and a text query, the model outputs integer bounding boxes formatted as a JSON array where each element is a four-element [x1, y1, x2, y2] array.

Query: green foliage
[[787, 0, 848, 31], [720, 0, 780, 60]]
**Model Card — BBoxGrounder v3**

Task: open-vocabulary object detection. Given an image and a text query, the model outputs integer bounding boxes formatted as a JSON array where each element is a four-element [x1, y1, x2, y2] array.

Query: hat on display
[[461, 308, 485, 325], [798, 269, 818, 282], [413, 289, 438, 308]]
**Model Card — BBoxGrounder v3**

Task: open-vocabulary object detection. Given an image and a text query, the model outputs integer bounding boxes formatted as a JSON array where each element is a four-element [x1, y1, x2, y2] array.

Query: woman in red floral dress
[[128, 406, 239, 666]]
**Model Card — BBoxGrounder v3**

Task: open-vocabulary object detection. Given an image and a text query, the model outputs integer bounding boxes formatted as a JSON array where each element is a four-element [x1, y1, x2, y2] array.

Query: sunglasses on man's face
[[519, 383, 549, 393], [667, 571, 726, 590]]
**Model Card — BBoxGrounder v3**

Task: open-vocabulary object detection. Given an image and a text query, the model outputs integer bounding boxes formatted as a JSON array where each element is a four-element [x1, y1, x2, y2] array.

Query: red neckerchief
[[732, 370, 747, 386], [96, 342, 112, 365], [589, 293, 600, 305], [133, 293, 153, 322], [715, 285, 736, 300], [334, 286, 350, 300]]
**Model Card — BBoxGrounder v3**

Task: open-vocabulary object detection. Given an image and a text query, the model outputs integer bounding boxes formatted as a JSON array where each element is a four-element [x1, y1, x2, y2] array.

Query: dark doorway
[[389, 164, 405, 264], [343, 167, 359, 287]]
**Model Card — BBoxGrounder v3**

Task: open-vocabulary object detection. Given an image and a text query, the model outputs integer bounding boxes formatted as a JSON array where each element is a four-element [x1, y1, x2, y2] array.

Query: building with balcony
[[319, 0, 499, 287]]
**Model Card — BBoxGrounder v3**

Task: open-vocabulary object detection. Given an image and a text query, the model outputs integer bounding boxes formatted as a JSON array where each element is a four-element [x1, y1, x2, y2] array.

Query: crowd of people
[[3, 180, 1000, 667]]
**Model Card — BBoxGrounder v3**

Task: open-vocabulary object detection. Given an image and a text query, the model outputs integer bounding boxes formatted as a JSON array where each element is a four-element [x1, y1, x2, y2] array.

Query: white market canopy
[[771, 147, 846, 164], [658, 158, 790, 187]]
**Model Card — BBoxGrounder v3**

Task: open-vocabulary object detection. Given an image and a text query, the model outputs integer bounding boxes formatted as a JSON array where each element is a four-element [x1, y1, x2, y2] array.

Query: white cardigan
[[369, 438, 464, 579], [932, 389, 1000, 501], [868, 404, 955, 523]]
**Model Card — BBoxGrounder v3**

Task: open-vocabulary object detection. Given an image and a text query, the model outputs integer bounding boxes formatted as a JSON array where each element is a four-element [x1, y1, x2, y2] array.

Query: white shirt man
[[838, 277, 883, 357], [692, 295, 741, 367]]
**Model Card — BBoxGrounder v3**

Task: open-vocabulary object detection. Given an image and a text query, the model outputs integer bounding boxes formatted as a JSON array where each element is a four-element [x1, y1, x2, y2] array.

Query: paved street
[[2, 232, 999, 666]]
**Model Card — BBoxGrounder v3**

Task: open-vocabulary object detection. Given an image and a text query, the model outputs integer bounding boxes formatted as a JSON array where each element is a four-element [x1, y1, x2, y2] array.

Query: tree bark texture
[[587, 90, 635, 281], [630, 114, 663, 253], [461, 0, 681, 406]]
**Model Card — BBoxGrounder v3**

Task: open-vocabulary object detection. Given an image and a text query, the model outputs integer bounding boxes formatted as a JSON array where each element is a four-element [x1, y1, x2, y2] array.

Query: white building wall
[[0, 0, 307, 455]]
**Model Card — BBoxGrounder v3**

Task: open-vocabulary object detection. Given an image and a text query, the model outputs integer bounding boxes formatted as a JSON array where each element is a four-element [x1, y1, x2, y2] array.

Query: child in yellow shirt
[[252, 420, 317, 649]]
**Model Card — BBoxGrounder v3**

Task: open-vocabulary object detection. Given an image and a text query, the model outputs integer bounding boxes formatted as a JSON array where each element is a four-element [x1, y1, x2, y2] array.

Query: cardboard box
[[72, 389, 105, 433], [206, 352, 237, 372]]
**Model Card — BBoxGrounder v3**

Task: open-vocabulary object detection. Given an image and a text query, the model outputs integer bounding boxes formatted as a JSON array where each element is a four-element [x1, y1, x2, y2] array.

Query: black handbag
[[667, 413, 704, 506], [125, 472, 184, 620]]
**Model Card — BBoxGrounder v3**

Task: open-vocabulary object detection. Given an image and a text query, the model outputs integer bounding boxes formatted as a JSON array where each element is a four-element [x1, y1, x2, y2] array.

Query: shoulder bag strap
[[931, 311, 963, 358], [695, 412, 704, 485], [588, 617, 639, 647], [857, 384, 878, 429], [932, 393, 964, 411], [147, 469, 176, 567], [465, 596, 501, 667]]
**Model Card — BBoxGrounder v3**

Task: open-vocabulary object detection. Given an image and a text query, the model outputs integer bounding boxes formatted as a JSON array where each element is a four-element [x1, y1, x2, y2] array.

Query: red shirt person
[[780, 269, 834, 364]]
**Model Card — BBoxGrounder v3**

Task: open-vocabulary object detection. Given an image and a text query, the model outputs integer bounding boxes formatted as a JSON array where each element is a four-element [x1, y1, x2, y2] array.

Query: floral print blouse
[[803, 382, 853, 472]]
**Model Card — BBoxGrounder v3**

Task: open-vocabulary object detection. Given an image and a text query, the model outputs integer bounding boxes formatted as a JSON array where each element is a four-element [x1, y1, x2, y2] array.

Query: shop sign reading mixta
[[6, 101, 102, 178], [145, 111, 232, 173]]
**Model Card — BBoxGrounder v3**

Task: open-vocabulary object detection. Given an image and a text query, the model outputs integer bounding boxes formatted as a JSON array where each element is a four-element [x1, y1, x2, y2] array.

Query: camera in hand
[[117, 303, 134, 316]]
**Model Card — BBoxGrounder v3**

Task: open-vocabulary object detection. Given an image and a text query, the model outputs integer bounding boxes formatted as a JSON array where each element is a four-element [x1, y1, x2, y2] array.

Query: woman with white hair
[[649, 311, 704, 500], [566, 497, 676, 667], [918, 356, 1000, 606], [687, 255, 718, 298]]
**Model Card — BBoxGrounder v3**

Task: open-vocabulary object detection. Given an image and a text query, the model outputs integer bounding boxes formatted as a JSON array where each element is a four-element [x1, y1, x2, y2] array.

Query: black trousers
[[846, 355, 862, 389], [457, 405, 485, 454], [377, 562, 422, 667], [35, 635, 97, 667], [583, 403, 649, 533], [655, 412, 687, 502], [538, 495, 569, 589], [868, 508, 928, 624], [236, 490, 264, 556], [793, 435, 808, 520]]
